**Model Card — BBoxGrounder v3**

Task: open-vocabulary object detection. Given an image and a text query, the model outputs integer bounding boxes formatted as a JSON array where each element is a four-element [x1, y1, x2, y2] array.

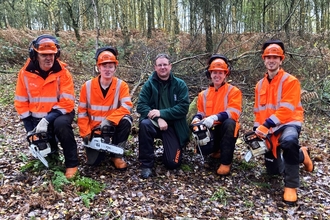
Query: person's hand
[[203, 115, 218, 128], [100, 119, 111, 128], [157, 118, 168, 131], [191, 117, 201, 125], [255, 125, 269, 139], [36, 118, 49, 133], [148, 109, 160, 119]]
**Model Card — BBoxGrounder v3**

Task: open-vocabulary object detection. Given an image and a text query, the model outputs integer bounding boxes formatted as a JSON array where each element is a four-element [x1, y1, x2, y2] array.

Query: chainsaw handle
[[26, 129, 49, 145]]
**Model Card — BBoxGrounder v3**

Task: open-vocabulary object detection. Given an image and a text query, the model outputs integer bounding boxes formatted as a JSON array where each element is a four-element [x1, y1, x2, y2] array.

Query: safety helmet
[[262, 43, 285, 60], [208, 58, 229, 74], [33, 38, 58, 54], [97, 51, 119, 65]]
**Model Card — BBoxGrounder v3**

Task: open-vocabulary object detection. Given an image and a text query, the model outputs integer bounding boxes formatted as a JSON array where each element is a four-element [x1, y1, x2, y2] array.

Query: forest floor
[[0, 69, 329, 220]]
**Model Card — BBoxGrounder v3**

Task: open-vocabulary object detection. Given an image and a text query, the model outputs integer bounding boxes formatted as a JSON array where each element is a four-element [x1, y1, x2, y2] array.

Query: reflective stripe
[[280, 102, 295, 111], [20, 111, 31, 119], [202, 88, 209, 113], [15, 95, 29, 102], [90, 115, 104, 122], [32, 112, 47, 118], [78, 112, 88, 118], [79, 102, 87, 108], [61, 93, 75, 100]]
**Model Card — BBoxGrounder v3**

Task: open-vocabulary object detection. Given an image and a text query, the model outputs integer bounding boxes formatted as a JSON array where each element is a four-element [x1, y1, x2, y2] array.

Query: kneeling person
[[78, 46, 133, 169], [191, 54, 242, 175]]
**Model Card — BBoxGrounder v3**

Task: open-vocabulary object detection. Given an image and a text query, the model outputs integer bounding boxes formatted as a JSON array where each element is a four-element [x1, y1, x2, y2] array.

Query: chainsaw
[[190, 121, 212, 162], [243, 131, 268, 162], [26, 129, 51, 168], [83, 125, 124, 156]]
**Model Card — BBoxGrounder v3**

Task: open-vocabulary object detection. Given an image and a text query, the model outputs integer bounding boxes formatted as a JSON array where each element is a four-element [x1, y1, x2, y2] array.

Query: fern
[[74, 177, 105, 207], [52, 171, 70, 192]]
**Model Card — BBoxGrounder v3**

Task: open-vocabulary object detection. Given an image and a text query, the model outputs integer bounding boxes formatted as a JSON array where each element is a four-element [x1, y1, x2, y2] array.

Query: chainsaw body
[[83, 125, 124, 156], [243, 131, 268, 162], [27, 130, 51, 167]]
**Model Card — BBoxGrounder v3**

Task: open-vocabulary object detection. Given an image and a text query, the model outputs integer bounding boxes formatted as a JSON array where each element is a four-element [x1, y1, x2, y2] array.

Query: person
[[191, 54, 242, 176], [254, 39, 314, 204], [77, 46, 133, 170], [14, 34, 79, 179], [137, 53, 190, 179]]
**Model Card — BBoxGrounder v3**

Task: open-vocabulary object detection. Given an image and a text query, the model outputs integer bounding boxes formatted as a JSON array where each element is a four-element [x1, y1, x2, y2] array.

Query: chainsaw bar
[[84, 137, 124, 155]]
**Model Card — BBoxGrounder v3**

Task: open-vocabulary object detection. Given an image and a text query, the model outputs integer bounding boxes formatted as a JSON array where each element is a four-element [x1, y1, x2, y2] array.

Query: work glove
[[35, 118, 49, 133], [100, 119, 112, 128], [203, 115, 218, 128], [191, 117, 201, 125], [255, 125, 269, 139]]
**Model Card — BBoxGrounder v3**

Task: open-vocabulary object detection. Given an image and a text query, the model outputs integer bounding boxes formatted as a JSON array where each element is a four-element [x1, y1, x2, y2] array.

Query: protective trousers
[[264, 125, 302, 188], [23, 111, 79, 168], [138, 119, 182, 170], [87, 115, 132, 165]]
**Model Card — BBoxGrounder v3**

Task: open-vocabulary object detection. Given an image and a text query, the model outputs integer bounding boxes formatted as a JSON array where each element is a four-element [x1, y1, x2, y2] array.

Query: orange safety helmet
[[208, 58, 229, 74], [33, 38, 58, 54], [97, 51, 119, 65], [262, 44, 285, 60]]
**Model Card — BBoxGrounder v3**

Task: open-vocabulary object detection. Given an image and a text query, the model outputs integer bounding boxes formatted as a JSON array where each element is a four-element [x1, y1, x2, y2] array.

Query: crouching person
[[78, 46, 133, 169], [254, 39, 314, 204], [191, 54, 242, 176], [14, 34, 79, 179], [137, 53, 190, 179]]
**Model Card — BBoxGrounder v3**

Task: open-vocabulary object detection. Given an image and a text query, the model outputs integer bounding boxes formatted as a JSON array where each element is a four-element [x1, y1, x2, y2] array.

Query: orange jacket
[[78, 76, 133, 137], [196, 83, 242, 136], [254, 68, 304, 134], [14, 58, 75, 120]]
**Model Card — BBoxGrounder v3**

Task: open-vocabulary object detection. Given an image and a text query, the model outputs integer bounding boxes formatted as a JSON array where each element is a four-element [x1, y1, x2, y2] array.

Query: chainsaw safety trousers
[[264, 125, 301, 188], [14, 59, 75, 120], [22, 111, 79, 168], [254, 68, 303, 134], [78, 76, 133, 137], [195, 83, 241, 131], [85, 115, 132, 166], [198, 119, 237, 166], [138, 118, 182, 170]]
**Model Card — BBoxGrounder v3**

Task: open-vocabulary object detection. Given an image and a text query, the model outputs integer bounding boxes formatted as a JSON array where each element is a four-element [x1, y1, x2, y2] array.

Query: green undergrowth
[[20, 154, 105, 207]]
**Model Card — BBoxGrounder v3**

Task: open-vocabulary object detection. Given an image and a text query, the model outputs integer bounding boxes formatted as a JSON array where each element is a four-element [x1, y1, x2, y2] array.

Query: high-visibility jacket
[[196, 83, 242, 136], [254, 68, 304, 134], [14, 58, 75, 120], [78, 76, 133, 137]]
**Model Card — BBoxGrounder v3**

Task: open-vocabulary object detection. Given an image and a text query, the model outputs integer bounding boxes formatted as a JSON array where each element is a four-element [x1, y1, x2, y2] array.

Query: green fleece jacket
[[137, 71, 190, 147]]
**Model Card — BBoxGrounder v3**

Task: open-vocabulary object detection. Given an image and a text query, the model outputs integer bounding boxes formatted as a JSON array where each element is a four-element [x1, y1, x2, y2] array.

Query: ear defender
[[29, 34, 60, 61]]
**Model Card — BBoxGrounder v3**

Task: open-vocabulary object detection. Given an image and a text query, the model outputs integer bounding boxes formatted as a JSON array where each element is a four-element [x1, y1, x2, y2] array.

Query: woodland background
[[0, 0, 330, 219]]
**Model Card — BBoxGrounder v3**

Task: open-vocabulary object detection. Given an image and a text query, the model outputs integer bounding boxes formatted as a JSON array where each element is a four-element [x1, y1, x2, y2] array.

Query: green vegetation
[[210, 187, 228, 205]]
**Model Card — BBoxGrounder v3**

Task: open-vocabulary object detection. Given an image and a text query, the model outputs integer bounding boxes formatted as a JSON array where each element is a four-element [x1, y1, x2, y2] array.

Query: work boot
[[140, 168, 153, 179], [111, 157, 127, 170], [283, 187, 297, 204], [65, 167, 78, 179], [210, 151, 221, 159], [217, 164, 231, 175], [301, 147, 314, 172]]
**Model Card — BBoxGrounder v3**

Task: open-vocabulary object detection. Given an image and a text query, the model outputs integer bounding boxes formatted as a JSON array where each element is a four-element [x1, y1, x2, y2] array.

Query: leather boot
[[111, 157, 127, 170], [283, 187, 297, 204], [217, 164, 231, 175], [65, 167, 78, 179], [301, 147, 314, 172]]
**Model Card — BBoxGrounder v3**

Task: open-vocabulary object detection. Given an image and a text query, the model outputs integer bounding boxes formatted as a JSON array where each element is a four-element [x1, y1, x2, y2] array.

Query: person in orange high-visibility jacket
[[14, 34, 78, 179], [191, 54, 242, 176], [254, 39, 313, 205], [78, 46, 133, 169]]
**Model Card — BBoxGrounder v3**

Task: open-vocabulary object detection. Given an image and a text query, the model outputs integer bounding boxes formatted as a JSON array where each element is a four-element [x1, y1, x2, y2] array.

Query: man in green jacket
[[137, 53, 190, 179]]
